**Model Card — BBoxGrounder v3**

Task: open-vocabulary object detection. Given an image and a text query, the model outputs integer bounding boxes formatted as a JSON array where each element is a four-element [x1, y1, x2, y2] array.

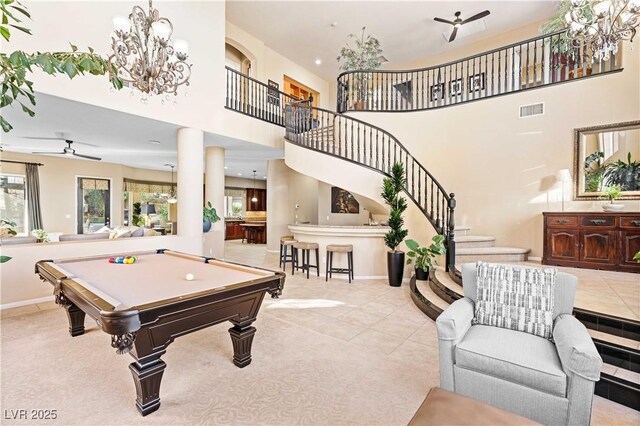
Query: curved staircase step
[[456, 246, 530, 263], [454, 235, 496, 248], [433, 269, 464, 300]]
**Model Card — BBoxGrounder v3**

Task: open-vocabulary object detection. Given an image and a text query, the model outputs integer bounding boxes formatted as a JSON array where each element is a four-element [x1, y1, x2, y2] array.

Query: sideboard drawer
[[620, 217, 640, 229], [546, 216, 579, 227], [581, 216, 615, 228]]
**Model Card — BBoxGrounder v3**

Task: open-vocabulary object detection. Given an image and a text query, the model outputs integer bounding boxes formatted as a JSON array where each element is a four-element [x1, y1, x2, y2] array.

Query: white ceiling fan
[[21, 132, 102, 161], [434, 10, 491, 42]]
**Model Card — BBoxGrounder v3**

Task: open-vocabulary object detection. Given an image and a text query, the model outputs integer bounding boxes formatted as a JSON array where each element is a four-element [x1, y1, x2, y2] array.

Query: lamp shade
[[141, 204, 156, 215], [556, 169, 572, 183]]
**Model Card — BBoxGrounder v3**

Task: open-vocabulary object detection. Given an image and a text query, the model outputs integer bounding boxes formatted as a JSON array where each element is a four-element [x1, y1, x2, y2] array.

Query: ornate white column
[[177, 128, 204, 254], [204, 146, 225, 258]]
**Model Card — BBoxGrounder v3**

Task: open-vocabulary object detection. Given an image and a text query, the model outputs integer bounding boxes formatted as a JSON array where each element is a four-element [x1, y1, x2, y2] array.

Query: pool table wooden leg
[[228, 321, 256, 368], [64, 302, 86, 337], [129, 354, 166, 416]]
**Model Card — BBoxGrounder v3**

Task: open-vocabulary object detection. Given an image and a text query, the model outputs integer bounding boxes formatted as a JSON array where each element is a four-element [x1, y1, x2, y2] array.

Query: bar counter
[[288, 224, 390, 279]]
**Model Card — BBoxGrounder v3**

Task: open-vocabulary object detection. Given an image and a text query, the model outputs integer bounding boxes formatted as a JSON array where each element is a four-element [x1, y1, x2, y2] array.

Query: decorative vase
[[387, 251, 405, 287], [415, 267, 430, 281], [203, 220, 212, 233], [602, 203, 624, 212]]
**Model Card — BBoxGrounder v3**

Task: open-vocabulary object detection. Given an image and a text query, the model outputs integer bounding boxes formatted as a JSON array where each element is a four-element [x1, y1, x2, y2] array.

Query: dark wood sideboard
[[543, 212, 640, 273]]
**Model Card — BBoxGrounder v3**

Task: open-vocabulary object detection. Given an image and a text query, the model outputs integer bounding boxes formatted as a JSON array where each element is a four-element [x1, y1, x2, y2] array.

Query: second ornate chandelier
[[109, 0, 191, 98], [566, 0, 640, 61]]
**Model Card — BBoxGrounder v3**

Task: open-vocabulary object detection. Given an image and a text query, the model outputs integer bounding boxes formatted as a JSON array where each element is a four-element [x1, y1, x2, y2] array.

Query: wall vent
[[519, 102, 544, 118]]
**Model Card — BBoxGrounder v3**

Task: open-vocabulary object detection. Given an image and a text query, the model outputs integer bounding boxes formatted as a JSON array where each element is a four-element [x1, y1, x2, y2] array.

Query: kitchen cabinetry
[[543, 212, 640, 273], [246, 189, 267, 211], [225, 221, 245, 240]]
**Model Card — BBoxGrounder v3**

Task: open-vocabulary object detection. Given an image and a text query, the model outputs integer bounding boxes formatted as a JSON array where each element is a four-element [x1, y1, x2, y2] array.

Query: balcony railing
[[337, 31, 622, 113], [225, 67, 299, 126], [285, 100, 457, 273]]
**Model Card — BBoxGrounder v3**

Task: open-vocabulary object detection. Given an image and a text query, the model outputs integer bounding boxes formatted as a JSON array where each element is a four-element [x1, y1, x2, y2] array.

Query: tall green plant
[[539, 0, 592, 54], [381, 162, 408, 252], [337, 27, 383, 72], [0, 0, 122, 132]]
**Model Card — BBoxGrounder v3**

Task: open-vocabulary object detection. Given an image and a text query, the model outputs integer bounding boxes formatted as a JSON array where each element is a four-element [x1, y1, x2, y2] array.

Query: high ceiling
[[226, 1, 557, 80], [0, 93, 282, 178], [1, 1, 558, 177]]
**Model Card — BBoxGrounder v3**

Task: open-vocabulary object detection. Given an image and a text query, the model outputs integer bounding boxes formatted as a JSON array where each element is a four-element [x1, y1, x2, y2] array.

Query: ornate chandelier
[[566, 0, 640, 61], [109, 0, 191, 99]]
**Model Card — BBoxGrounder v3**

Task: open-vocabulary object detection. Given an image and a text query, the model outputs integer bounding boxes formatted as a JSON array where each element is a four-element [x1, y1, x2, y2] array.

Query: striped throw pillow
[[473, 262, 557, 340]]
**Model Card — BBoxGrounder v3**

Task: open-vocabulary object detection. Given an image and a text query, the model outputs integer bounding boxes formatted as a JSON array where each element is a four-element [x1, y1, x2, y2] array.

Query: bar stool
[[279, 235, 297, 270], [326, 244, 354, 283], [292, 241, 320, 279]]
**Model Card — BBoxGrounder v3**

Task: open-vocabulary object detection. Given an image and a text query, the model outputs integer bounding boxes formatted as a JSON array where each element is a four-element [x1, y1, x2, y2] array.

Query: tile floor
[[1, 240, 638, 425]]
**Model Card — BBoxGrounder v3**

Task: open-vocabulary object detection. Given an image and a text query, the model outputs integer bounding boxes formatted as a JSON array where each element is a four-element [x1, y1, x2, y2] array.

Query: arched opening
[[225, 42, 253, 77]]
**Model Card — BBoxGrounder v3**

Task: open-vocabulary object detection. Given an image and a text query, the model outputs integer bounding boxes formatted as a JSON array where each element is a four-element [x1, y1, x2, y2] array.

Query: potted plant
[[601, 185, 624, 211], [203, 201, 221, 233], [337, 27, 383, 110], [405, 235, 447, 281], [539, 0, 592, 81], [0, 219, 17, 238], [31, 229, 49, 242], [381, 162, 408, 287], [603, 152, 640, 191]]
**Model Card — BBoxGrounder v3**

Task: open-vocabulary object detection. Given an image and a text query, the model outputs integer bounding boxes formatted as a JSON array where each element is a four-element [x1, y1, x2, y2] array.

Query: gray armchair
[[436, 263, 602, 425]]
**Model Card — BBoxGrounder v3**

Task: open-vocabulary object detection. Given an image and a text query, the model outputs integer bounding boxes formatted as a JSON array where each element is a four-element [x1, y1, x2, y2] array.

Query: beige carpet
[[1, 242, 638, 425]]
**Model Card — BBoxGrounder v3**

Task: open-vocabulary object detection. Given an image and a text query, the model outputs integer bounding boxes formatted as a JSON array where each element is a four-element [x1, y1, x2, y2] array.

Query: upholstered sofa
[[58, 233, 110, 242], [436, 263, 602, 425], [0, 236, 38, 245]]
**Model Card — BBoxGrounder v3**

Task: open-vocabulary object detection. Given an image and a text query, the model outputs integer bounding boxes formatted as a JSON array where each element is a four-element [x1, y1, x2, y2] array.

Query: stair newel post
[[446, 193, 456, 272]]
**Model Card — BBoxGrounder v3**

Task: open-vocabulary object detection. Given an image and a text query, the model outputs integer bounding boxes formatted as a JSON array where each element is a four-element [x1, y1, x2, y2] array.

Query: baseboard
[[1, 295, 55, 311], [528, 256, 542, 262]]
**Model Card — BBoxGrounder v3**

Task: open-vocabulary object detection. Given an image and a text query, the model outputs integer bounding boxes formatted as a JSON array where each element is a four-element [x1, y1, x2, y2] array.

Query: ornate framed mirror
[[573, 120, 640, 200]]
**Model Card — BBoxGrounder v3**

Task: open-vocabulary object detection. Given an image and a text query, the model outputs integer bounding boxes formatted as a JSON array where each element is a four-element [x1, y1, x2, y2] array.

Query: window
[[0, 174, 28, 235], [77, 177, 111, 234]]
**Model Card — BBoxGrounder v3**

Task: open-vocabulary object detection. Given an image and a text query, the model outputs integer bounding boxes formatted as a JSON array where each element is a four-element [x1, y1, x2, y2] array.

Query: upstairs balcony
[[336, 31, 622, 113]]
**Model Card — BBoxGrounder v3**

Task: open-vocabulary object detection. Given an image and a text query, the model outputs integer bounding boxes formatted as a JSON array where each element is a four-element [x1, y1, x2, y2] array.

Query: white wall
[[354, 41, 640, 257], [5, 1, 227, 136]]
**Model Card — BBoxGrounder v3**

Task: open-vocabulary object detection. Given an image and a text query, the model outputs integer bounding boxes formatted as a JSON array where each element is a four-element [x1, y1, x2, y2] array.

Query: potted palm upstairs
[[381, 162, 408, 287]]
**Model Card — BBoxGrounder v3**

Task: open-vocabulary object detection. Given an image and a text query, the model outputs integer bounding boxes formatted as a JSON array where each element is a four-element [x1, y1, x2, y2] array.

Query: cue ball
[[185, 273, 194, 281]]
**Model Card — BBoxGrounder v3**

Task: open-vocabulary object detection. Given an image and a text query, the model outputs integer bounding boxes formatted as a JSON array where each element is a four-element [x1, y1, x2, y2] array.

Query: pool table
[[35, 249, 285, 416]]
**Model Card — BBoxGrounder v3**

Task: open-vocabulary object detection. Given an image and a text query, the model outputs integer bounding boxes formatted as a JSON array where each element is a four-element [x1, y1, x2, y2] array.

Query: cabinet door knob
[[556, 219, 568, 224], [590, 219, 606, 225]]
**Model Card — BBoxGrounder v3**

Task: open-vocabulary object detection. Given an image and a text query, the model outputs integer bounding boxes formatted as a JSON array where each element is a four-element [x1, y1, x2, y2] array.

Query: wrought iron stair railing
[[337, 30, 622, 113], [285, 100, 457, 273], [225, 66, 299, 126]]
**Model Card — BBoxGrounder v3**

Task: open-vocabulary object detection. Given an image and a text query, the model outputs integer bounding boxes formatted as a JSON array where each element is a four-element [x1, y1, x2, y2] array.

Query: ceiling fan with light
[[30, 140, 102, 161], [434, 10, 491, 42]]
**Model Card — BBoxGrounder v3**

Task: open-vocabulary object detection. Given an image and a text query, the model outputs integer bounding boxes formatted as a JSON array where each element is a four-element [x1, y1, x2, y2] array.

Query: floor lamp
[[556, 169, 572, 212]]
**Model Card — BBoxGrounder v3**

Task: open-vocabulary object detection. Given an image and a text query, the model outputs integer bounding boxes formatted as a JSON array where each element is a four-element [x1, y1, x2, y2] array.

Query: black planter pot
[[387, 251, 405, 287], [415, 267, 430, 281]]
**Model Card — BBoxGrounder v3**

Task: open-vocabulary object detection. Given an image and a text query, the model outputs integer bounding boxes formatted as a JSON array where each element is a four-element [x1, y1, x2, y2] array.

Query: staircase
[[455, 234, 530, 264]]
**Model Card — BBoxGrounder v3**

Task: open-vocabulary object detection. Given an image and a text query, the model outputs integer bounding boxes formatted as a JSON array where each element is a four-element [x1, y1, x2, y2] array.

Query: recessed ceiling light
[[330, 22, 338, 27], [224, 166, 228, 169], [237, 173, 242, 176], [315, 59, 322, 65], [263, 176, 267, 179], [148, 140, 161, 145]]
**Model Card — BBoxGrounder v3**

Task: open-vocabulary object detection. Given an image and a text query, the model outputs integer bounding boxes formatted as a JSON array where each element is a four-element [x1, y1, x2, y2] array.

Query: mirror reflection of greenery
[[138, 193, 169, 225], [584, 151, 640, 192]]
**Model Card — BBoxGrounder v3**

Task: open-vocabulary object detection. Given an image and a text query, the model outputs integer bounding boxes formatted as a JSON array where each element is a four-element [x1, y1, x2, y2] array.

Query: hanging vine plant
[[0, 0, 122, 132]]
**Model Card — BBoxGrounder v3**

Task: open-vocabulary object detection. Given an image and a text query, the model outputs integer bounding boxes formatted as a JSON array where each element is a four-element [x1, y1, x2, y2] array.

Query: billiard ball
[[108, 257, 115, 263], [185, 273, 194, 281]]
